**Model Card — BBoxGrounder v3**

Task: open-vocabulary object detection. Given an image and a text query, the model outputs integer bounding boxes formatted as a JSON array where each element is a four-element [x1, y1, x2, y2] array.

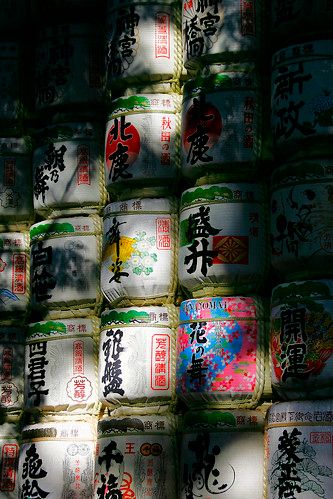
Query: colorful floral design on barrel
[[176, 296, 268, 408], [270, 279, 333, 400]]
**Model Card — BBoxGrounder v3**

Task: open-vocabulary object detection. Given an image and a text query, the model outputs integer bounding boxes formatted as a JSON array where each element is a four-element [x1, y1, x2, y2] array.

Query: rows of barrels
[[1, 1, 333, 497]]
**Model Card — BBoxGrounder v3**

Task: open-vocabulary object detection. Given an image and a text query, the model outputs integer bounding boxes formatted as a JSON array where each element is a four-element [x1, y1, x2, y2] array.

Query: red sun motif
[[182, 97, 222, 154], [105, 116, 140, 175]]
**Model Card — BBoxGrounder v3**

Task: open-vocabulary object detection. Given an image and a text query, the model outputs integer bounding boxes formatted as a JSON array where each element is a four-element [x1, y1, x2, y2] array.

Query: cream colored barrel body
[[26, 317, 99, 413], [101, 197, 178, 306], [95, 414, 178, 498], [99, 305, 177, 408], [180, 409, 265, 498], [29, 215, 102, 318], [18, 419, 96, 498], [178, 183, 269, 296]]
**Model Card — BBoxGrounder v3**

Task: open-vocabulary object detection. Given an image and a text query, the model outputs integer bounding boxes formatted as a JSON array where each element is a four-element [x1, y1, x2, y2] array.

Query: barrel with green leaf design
[[178, 183, 269, 297], [180, 408, 265, 498], [29, 215, 103, 318]]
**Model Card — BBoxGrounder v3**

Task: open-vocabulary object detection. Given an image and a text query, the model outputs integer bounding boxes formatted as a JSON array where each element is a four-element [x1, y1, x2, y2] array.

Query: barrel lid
[[183, 66, 257, 97], [21, 420, 96, 441], [101, 306, 177, 329], [34, 121, 102, 147], [272, 39, 333, 66], [0, 136, 32, 155], [97, 414, 177, 437], [108, 93, 179, 117], [182, 409, 265, 431], [179, 297, 265, 322], [267, 399, 333, 426], [104, 197, 178, 217], [271, 279, 333, 308], [180, 183, 265, 209], [271, 159, 333, 189], [30, 215, 101, 241], [28, 317, 99, 341]]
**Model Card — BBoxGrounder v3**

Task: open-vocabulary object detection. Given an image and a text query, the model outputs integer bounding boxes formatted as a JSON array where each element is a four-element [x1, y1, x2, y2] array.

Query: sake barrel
[[270, 159, 333, 280], [101, 197, 178, 306], [34, 24, 103, 112], [270, 279, 333, 400], [0, 231, 29, 321], [271, 40, 333, 160], [29, 215, 102, 318], [176, 296, 268, 409], [0, 137, 33, 229], [95, 414, 178, 498], [271, 1, 333, 49], [0, 421, 20, 497], [266, 400, 333, 499], [99, 305, 177, 408], [181, 64, 261, 182], [178, 183, 269, 296], [180, 408, 265, 498], [33, 119, 107, 217], [105, 0, 182, 93], [182, 0, 262, 70], [18, 419, 96, 498], [0, 41, 24, 133], [104, 93, 181, 197], [0, 326, 24, 410], [25, 317, 99, 412]]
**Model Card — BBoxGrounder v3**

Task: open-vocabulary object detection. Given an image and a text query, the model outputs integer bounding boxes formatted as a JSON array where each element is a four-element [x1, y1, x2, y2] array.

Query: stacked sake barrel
[[266, 3, 333, 498], [175, 1, 273, 497], [95, 1, 183, 496], [0, 1, 107, 496], [0, 3, 33, 496]]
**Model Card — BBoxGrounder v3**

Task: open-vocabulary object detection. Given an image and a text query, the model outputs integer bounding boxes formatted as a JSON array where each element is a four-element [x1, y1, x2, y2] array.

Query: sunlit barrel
[[270, 159, 333, 280], [181, 63, 261, 182], [0, 231, 29, 321], [32, 119, 106, 217], [176, 296, 268, 408], [265, 400, 333, 499], [29, 215, 102, 318], [105, 0, 182, 93], [178, 183, 269, 296], [25, 317, 99, 412], [182, 0, 262, 70], [99, 305, 177, 408], [101, 197, 178, 306], [34, 24, 104, 112], [94, 414, 178, 498], [0, 326, 24, 410], [0, 421, 20, 498], [104, 93, 180, 197], [18, 418, 96, 498], [0, 137, 33, 229], [270, 279, 333, 400], [180, 408, 265, 498], [271, 40, 333, 160]]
